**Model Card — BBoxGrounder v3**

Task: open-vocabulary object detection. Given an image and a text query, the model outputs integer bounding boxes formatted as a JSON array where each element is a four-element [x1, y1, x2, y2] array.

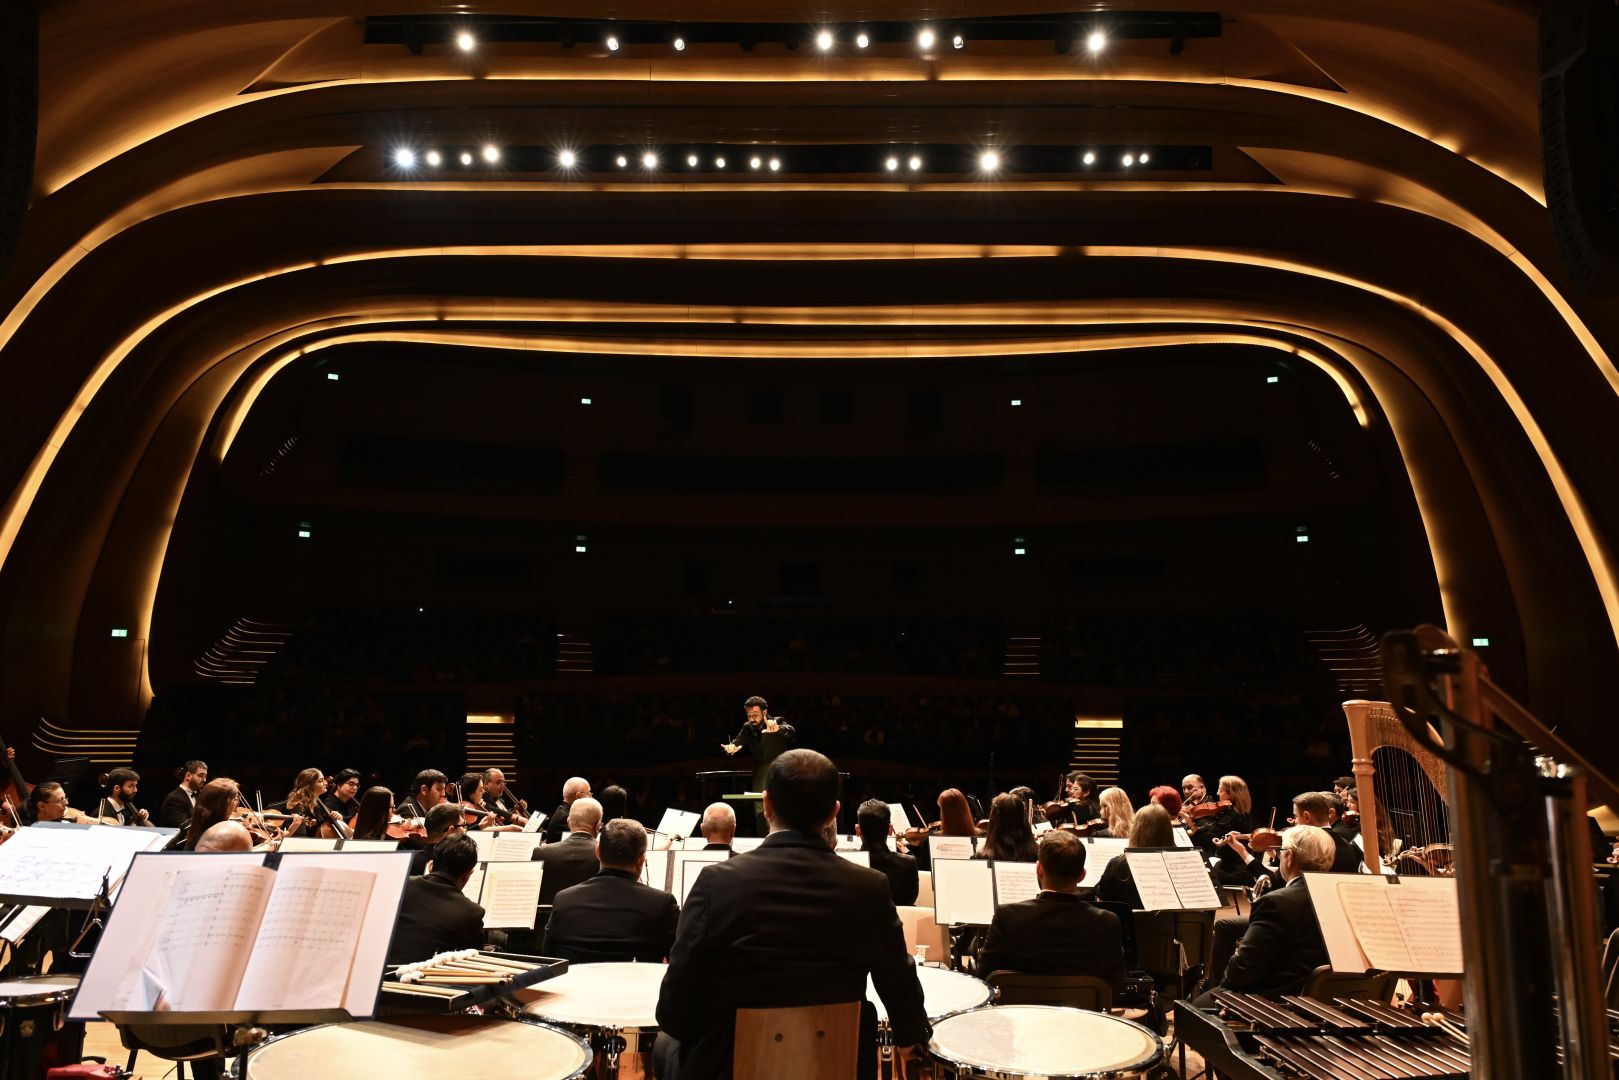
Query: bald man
[[700, 802, 736, 850], [544, 776, 592, 844], [195, 820, 254, 852], [534, 797, 604, 904]]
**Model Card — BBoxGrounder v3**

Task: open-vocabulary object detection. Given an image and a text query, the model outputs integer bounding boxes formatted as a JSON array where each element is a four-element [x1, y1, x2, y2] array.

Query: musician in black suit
[[157, 760, 207, 830], [1198, 824, 1334, 1003], [699, 802, 736, 850], [386, 834, 485, 965], [654, 749, 928, 1080], [544, 819, 680, 963], [720, 695, 796, 831], [408, 804, 468, 876], [397, 768, 448, 821], [96, 768, 150, 826], [544, 776, 592, 844], [977, 830, 1126, 991], [533, 796, 603, 904], [855, 799, 918, 906], [1291, 792, 1363, 873]]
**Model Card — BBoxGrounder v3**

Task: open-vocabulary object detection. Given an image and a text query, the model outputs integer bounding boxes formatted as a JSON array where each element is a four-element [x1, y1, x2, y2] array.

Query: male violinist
[[721, 696, 796, 833], [158, 760, 208, 829], [482, 768, 528, 827], [1181, 774, 1209, 811], [398, 769, 448, 821]]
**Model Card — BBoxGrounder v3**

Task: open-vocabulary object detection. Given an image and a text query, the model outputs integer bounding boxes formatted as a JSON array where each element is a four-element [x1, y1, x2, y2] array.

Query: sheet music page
[[992, 861, 1040, 906], [462, 864, 486, 902], [1386, 881, 1463, 973], [681, 836, 711, 851], [932, 858, 995, 926], [1301, 873, 1372, 972], [731, 837, 763, 852], [0, 904, 50, 944], [1163, 850, 1221, 909], [1172, 827, 1194, 848], [928, 835, 975, 862], [134, 864, 277, 1011], [276, 837, 341, 853], [1032, 820, 1053, 835], [642, 849, 672, 891], [467, 830, 498, 861], [1083, 837, 1129, 870], [1124, 852, 1183, 911], [836, 851, 871, 867], [234, 865, 375, 1011], [655, 809, 700, 839], [522, 811, 544, 833], [0, 825, 156, 902], [888, 803, 914, 831], [336, 839, 399, 853], [480, 861, 544, 929], [1336, 880, 1413, 971], [679, 857, 719, 905], [490, 833, 543, 862]]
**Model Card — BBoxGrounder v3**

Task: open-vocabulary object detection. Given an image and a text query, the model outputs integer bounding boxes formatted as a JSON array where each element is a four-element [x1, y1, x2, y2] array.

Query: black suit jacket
[[534, 831, 600, 904], [544, 802, 571, 844], [1092, 852, 1142, 910], [864, 846, 919, 906], [978, 892, 1126, 991], [543, 868, 680, 963], [1330, 831, 1364, 873], [386, 871, 485, 965], [1220, 876, 1330, 996], [656, 829, 928, 1080], [157, 787, 194, 830]]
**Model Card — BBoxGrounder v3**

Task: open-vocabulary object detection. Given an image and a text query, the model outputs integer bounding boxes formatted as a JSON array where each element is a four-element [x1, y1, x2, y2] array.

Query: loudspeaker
[[1541, 0, 1619, 295], [0, 1, 37, 276]]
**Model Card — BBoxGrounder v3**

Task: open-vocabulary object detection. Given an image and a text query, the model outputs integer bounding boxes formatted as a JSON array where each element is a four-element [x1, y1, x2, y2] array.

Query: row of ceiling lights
[[448, 26, 1108, 55], [390, 147, 1153, 171]]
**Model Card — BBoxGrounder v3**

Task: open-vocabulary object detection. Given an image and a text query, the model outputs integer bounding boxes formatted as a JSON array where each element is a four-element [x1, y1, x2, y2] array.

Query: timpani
[[927, 1005, 1165, 1079], [517, 961, 666, 1076], [866, 966, 991, 1035], [0, 975, 84, 1076], [246, 1015, 590, 1079]]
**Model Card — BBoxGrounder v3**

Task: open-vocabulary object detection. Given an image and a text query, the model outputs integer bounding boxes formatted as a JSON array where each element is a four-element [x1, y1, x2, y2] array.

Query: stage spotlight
[[917, 27, 936, 50], [1138, 151, 1150, 164], [642, 152, 659, 169], [393, 148, 416, 168], [424, 149, 442, 166], [908, 155, 922, 171], [885, 156, 900, 172], [952, 33, 965, 49], [687, 153, 699, 167], [673, 36, 686, 51], [714, 156, 727, 168], [1086, 30, 1106, 53], [606, 33, 620, 51], [749, 156, 762, 169], [615, 155, 628, 168], [459, 151, 473, 166], [1121, 153, 1134, 167], [816, 29, 834, 51], [1082, 150, 1096, 165], [979, 150, 1001, 171], [558, 150, 577, 168], [481, 144, 500, 163], [855, 31, 870, 48], [455, 30, 476, 52], [769, 157, 781, 171]]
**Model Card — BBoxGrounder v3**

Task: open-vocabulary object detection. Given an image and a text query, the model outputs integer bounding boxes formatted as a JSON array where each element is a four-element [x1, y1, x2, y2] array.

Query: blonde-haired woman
[[1218, 775, 1253, 818], [1097, 786, 1134, 839]]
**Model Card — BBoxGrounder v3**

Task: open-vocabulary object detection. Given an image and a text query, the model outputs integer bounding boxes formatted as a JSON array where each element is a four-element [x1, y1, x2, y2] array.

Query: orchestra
[[0, 687, 1579, 1080]]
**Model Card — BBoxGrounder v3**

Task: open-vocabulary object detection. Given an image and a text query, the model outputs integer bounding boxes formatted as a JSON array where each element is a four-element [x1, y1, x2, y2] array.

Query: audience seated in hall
[[977, 831, 1126, 993], [543, 819, 680, 964]]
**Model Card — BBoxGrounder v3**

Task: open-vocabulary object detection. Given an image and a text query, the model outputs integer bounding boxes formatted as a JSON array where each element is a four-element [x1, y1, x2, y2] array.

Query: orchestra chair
[[986, 971, 1114, 1011], [732, 1001, 859, 1080], [896, 905, 948, 962], [1130, 910, 1214, 1002], [915, 870, 933, 908], [1300, 965, 1399, 1003]]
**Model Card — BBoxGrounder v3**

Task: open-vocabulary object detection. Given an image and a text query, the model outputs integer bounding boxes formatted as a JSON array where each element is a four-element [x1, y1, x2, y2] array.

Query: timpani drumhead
[[517, 961, 667, 1029], [929, 1005, 1163, 1079], [0, 975, 79, 1006], [866, 967, 991, 1025], [247, 1016, 590, 1078]]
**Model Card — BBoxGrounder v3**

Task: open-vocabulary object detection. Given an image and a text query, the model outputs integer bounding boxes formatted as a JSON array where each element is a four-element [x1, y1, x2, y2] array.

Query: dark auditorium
[[0, 2, 1616, 1077]]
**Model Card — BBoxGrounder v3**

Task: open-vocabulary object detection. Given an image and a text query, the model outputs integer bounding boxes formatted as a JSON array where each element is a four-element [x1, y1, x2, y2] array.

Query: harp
[[1342, 699, 1454, 875]]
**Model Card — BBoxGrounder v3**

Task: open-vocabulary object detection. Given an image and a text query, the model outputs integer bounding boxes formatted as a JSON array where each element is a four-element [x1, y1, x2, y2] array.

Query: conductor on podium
[[721, 695, 796, 832]]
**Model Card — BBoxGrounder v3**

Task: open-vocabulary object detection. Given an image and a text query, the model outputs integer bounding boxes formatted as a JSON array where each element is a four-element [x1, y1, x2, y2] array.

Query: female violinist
[[901, 787, 978, 871], [350, 786, 397, 841], [1094, 803, 1177, 908], [270, 768, 346, 839], [1096, 787, 1135, 839], [171, 778, 243, 850], [973, 793, 1038, 862]]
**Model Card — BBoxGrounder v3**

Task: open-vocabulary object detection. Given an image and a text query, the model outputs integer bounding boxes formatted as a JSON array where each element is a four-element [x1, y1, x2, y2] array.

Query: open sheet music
[[655, 808, 701, 840], [928, 835, 975, 862], [1123, 850, 1221, 910], [72, 851, 410, 1021], [1304, 873, 1463, 975], [931, 859, 1042, 925], [0, 823, 172, 905], [465, 861, 545, 929]]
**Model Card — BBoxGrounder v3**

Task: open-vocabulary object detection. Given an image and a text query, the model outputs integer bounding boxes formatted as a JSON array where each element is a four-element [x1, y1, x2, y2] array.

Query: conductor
[[721, 695, 796, 832]]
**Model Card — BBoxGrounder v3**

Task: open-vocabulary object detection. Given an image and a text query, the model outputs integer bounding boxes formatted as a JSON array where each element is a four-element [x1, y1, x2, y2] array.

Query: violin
[[387, 815, 427, 840], [1216, 828, 1283, 853], [1186, 799, 1232, 821]]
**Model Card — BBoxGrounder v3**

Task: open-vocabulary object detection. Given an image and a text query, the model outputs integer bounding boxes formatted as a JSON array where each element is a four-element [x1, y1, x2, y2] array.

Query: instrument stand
[[231, 1024, 269, 1078]]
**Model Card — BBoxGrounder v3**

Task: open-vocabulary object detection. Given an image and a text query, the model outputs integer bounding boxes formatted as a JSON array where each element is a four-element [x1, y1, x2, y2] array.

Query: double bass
[[0, 732, 29, 817]]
